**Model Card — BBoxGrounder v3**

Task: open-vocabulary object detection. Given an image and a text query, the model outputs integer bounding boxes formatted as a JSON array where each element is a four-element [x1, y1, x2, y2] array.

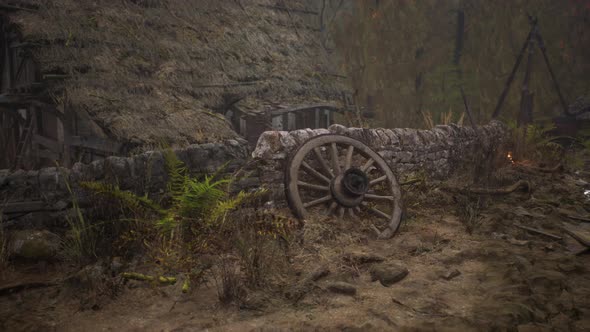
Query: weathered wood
[[515, 224, 562, 241], [270, 103, 342, 116], [68, 135, 121, 154], [562, 225, 590, 247], [37, 149, 60, 160], [442, 180, 530, 195], [0, 280, 59, 296], [32, 134, 62, 152], [2, 201, 48, 214]]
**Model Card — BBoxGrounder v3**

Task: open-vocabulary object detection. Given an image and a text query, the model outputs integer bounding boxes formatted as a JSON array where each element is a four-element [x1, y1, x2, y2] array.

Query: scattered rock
[[342, 251, 385, 265], [240, 292, 269, 311], [68, 263, 107, 290], [508, 238, 530, 246], [308, 265, 330, 282], [550, 313, 572, 331], [110, 257, 125, 275], [440, 269, 461, 281], [491, 232, 508, 240], [369, 263, 409, 287], [326, 282, 357, 295], [558, 262, 583, 273], [8, 230, 61, 260], [572, 319, 590, 332]]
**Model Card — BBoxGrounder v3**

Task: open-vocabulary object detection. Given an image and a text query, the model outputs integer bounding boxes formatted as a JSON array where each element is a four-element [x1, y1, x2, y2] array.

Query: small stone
[[326, 282, 357, 295], [110, 257, 124, 275], [508, 238, 530, 246], [308, 265, 330, 282], [53, 200, 70, 211], [550, 313, 571, 331], [369, 263, 409, 287], [441, 269, 461, 281]]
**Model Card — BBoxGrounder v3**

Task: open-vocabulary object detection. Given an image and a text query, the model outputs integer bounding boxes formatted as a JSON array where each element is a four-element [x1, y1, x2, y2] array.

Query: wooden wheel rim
[[285, 134, 403, 236]]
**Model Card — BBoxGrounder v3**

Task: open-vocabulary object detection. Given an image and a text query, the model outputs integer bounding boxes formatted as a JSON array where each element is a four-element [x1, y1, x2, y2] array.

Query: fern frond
[[163, 148, 188, 202], [81, 181, 164, 215]]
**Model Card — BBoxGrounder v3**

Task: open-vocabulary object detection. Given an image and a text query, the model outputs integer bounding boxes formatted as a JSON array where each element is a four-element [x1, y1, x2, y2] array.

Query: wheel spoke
[[338, 206, 345, 219], [361, 202, 391, 220], [365, 193, 394, 201], [302, 161, 331, 184], [361, 158, 375, 172], [313, 147, 334, 178], [298, 181, 329, 191], [327, 201, 338, 215], [344, 145, 354, 170], [303, 195, 333, 208], [331, 143, 341, 175], [370, 175, 387, 186]]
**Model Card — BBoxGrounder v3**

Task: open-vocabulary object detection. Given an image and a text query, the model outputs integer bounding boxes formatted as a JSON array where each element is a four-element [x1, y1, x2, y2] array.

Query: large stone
[[326, 282, 357, 295], [8, 230, 61, 260], [369, 262, 409, 287]]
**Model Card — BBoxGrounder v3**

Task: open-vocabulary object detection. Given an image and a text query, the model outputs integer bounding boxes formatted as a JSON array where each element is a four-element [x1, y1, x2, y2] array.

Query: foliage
[[455, 195, 484, 235], [82, 149, 281, 297], [421, 110, 465, 129], [331, 0, 590, 128], [61, 170, 98, 264]]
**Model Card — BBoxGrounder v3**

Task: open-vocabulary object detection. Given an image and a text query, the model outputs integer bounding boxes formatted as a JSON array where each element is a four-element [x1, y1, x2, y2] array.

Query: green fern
[[163, 148, 188, 203], [80, 181, 164, 215]]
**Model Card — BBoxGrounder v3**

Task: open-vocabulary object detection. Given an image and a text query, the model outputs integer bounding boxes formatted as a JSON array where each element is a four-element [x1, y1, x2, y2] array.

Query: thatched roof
[[8, 0, 349, 149]]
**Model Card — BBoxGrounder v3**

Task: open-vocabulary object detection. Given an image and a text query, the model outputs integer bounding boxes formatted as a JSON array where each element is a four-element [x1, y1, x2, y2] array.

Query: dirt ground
[[1, 164, 590, 332]]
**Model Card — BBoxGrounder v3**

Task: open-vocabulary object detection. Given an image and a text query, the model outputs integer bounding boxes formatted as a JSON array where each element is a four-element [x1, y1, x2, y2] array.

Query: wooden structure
[[0, 10, 121, 170], [227, 103, 352, 145]]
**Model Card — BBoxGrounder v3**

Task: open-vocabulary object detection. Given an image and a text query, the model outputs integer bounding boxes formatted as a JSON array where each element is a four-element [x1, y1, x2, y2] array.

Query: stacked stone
[[251, 121, 508, 197], [0, 139, 251, 220]]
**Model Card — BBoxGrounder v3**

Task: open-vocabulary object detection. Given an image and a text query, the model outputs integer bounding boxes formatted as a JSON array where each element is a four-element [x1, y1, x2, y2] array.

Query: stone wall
[[1, 121, 508, 229], [250, 121, 508, 198], [0, 139, 250, 228]]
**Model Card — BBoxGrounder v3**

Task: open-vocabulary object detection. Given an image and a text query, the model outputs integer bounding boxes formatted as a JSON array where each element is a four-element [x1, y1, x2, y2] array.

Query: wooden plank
[[2, 201, 47, 214], [37, 148, 59, 160], [32, 134, 62, 152], [562, 224, 590, 247], [270, 103, 342, 116], [68, 135, 121, 154]]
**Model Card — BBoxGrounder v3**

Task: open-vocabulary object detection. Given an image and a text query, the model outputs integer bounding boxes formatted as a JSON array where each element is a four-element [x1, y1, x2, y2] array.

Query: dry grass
[[10, 0, 347, 149], [420, 110, 465, 129]]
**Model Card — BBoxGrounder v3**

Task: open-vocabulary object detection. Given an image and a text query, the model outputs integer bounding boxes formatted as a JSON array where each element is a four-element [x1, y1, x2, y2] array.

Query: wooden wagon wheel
[[285, 134, 403, 239]]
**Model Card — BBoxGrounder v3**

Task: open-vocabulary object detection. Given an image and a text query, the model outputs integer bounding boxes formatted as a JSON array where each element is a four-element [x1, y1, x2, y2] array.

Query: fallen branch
[[442, 180, 530, 195], [515, 163, 564, 174], [0, 280, 59, 296], [515, 224, 562, 241], [121, 272, 177, 285], [557, 208, 590, 223], [562, 226, 590, 247]]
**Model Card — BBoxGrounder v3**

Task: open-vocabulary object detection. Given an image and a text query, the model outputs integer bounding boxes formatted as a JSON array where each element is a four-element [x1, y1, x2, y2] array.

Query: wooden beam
[[32, 134, 62, 152], [37, 148, 59, 160], [270, 103, 343, 116], [2, 201, 47, 214], [68, 135, 121, 154]]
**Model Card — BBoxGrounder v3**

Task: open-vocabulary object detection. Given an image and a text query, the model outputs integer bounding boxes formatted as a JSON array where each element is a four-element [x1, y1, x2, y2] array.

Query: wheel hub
[[330, 168, 369, 207]]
